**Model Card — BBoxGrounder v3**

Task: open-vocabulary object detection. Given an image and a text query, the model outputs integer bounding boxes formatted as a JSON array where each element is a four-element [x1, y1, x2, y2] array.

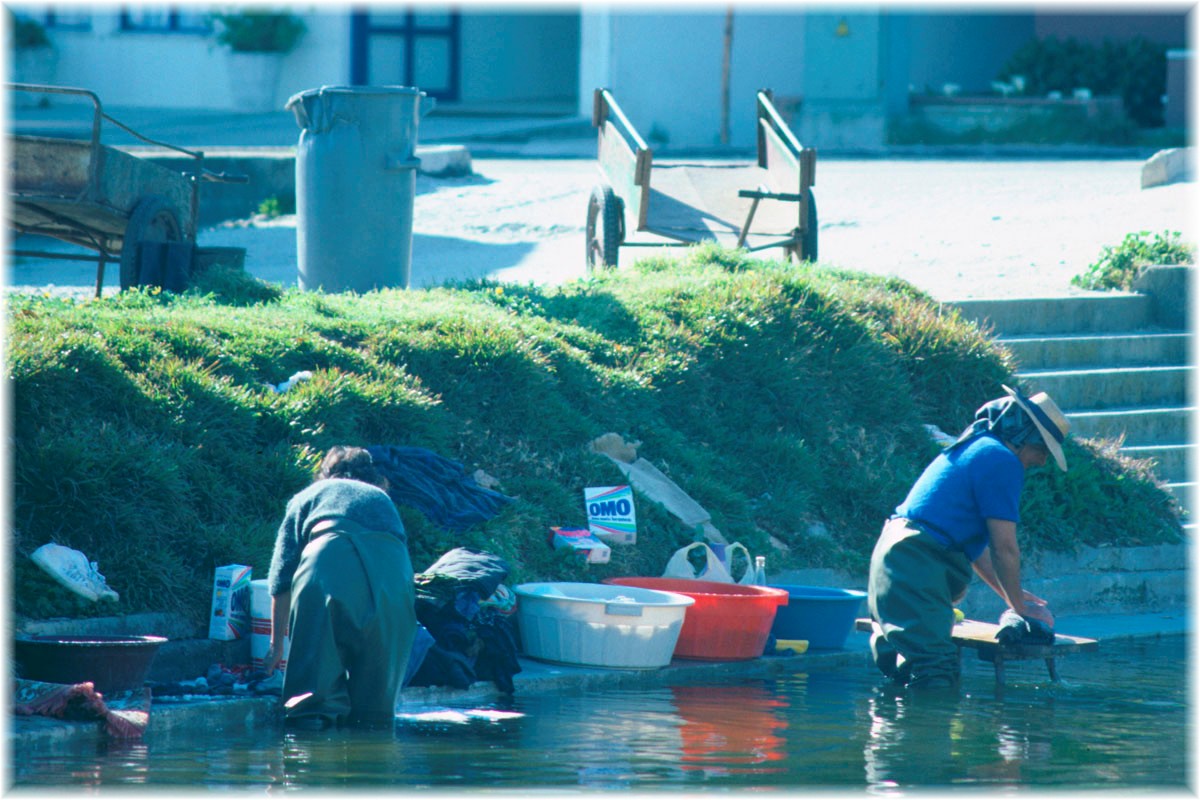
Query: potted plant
[[9, 11, 58, 101], [213, 9, 306, 113]]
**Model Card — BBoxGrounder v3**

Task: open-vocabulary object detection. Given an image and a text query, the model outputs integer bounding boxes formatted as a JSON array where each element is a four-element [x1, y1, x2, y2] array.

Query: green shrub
[[999, 35, 1168, 127], [214, 10, 306, 54], [1071, 230, 1194, 291], [8, 248, 1183, 623], [256, 194, 295, 219], [9, 11, 50, 49]]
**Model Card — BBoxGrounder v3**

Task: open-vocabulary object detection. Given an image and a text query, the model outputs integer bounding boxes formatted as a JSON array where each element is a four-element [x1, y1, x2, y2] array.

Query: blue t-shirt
[[895, 434, 1023, 561]]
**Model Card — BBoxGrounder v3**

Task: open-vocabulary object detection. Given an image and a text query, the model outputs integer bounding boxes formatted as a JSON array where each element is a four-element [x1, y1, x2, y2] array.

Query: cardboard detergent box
[[209, 564, 253, 641], [550, 526, 612, 565], [584, 485, 637, 545]]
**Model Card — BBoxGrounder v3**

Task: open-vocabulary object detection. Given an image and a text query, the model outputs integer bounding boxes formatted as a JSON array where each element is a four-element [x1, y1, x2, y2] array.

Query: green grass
[[8, 247, 1184, 624]]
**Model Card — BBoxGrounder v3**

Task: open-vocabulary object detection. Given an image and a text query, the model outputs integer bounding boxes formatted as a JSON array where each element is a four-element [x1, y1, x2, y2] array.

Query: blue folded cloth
[[367, 445, 514, 532], [996, 608, 1055, 646]]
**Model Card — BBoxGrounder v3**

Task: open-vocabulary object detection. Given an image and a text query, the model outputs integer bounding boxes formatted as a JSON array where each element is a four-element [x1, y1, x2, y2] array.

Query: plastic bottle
[[753, 555, 767, 585]]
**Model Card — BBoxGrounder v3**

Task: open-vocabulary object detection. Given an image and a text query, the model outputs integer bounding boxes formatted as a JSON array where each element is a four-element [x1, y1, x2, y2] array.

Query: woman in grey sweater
[[264, 446, 416, 728]]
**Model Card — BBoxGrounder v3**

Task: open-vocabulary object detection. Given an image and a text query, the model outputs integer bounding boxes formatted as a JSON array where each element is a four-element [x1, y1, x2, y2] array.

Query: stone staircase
[[951, 266, 1193, 527]]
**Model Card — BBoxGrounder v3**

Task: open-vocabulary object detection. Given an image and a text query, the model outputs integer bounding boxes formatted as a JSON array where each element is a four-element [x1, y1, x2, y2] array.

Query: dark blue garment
[[408, 547, 522, 694], [996, 608, 1056, 646], [367, 445, 514, 532]]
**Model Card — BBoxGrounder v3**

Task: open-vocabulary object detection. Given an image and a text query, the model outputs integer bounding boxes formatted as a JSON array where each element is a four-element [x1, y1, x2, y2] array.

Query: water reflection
[[863, 688, 964, 789], [672, 684, 788, 776], [9, 636, 1188, 790]]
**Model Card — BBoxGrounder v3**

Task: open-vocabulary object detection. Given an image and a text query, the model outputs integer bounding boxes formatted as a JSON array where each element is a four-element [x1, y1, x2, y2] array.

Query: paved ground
[[6, 102, 1195, 301], [12, 156, 1195, 301]]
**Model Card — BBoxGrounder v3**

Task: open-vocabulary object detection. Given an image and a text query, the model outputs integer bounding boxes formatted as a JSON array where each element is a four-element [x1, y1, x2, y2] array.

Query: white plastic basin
[[515, 582, 694, 669]]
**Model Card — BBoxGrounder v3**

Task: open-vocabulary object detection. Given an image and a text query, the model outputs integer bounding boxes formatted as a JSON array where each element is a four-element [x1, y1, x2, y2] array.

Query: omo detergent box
[[209, 564, 252, 640], [584, 485, 637, 545]]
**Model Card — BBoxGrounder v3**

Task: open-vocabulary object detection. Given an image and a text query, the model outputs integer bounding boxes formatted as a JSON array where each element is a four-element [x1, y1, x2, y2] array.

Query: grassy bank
[[8, 246, 1183, 624]]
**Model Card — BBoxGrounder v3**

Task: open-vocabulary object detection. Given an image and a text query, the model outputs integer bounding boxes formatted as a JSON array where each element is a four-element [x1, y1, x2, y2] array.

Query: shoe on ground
[[30, 543, 119, 602]]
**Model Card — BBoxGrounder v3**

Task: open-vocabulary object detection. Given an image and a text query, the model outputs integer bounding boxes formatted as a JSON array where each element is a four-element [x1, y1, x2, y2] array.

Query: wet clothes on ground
[[996, 607, 1055, 646], [270, 479, 416, 727], [367, 445, 515, 532], [407, 547, 522, 694]]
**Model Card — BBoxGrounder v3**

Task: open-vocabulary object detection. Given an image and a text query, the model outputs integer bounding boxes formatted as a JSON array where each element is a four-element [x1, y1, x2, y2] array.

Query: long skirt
[[284, 522, 416, 726], [867, 517, 971, 689]]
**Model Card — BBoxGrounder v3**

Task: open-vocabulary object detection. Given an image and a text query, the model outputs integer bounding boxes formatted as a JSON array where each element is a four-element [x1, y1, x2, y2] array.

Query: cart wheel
[[789, 188, 818, 263], [586, 184, 623, 273], [119, 195, 186, 291]]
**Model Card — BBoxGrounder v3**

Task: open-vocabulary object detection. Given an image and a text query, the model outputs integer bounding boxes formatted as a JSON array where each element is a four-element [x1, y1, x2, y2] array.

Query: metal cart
[[7, 83, 245, 297], [586, 88, 817, 273]]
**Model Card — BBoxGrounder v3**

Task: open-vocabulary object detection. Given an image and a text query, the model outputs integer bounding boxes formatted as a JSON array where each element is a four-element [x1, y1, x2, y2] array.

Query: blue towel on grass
[[367, 445, 514, 532]]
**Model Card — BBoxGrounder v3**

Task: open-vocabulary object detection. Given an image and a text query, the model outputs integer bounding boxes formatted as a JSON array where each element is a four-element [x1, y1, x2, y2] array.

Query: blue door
[[350, 9, 461, 101]]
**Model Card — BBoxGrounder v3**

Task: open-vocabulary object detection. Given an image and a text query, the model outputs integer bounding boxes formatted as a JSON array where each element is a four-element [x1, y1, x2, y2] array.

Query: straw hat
[[1003, 385, 1070, 472]]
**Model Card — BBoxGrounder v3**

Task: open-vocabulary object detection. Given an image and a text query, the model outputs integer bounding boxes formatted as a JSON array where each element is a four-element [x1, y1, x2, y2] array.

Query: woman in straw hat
[[867, 385, 1070, 691]]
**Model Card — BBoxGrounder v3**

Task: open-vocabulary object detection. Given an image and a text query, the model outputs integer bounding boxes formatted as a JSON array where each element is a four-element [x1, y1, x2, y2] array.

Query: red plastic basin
[[603, 578, 788, 661]]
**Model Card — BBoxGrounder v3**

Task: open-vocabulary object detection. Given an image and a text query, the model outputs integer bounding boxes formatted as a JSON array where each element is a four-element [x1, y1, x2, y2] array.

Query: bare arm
[[263, 589, 291, 673], [980, 518, 1053, 625]]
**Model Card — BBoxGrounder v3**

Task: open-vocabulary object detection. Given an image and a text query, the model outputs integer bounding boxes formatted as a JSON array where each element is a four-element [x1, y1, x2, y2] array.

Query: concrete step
[[1001, 331, 1191, 371], [1019, 365, 1191, 410], [1066, 406, 1193, 445], [953, 294, 1155, 336], [1122, 443, 1195, 483]]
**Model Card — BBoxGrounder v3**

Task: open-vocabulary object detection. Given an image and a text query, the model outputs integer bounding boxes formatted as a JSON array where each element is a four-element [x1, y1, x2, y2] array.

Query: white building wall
[[578, 8, 612, 119], [583, 10, 813, 150], [15, 8, 352, 112], [460, 12, 579, 105]]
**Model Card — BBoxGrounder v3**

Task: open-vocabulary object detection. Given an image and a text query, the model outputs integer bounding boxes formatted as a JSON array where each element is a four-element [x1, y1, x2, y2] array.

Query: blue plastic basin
[[768, 585, 867, 650]]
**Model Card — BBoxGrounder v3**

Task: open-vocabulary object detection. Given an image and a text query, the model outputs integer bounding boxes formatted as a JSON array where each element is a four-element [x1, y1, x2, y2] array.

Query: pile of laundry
[[14, 679, 150, 739], [406, 547, 522, 694], [146, 663, 283, 700]]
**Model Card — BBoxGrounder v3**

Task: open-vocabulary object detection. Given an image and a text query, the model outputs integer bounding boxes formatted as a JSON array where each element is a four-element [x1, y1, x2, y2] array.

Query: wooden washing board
[[856, 617, 1099, 685]]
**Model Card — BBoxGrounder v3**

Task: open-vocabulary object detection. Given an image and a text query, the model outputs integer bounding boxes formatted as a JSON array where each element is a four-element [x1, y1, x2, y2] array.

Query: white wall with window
[[11, 6, 353, 112]]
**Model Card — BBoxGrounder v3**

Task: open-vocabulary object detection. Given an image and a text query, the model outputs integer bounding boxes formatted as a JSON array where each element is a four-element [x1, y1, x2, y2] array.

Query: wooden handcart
[[7, 83, 245, 297], [586, 87, 817, 272]]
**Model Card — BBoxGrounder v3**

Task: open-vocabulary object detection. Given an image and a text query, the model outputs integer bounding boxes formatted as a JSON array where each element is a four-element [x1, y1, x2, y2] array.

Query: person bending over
[[867, 385, 1069, 691], [264, 445, 417, 728]]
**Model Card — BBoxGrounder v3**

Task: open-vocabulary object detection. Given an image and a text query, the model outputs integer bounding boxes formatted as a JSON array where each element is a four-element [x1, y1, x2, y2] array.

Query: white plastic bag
[[723, 542, 756, 585], [662, 542, 732, 582]]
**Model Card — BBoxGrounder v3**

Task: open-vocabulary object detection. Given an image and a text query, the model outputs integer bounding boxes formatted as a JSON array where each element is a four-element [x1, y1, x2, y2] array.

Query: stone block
[[417, 144, 473, 177], [1133, 264, 1192, 330], [1141, 147, 1195, 189]]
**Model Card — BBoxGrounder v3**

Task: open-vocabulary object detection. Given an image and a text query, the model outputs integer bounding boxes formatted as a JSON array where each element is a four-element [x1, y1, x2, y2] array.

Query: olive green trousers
[[284, 521, 416, 727], [867, 517, 971, 689]]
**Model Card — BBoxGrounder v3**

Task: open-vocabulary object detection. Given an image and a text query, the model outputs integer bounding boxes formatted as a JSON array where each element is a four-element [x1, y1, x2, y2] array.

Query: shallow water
[[12, 635, 1188, 791]]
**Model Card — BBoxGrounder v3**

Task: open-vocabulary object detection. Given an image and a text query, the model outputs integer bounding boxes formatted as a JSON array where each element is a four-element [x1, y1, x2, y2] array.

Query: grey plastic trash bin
[[287, 85, 429, 293]]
